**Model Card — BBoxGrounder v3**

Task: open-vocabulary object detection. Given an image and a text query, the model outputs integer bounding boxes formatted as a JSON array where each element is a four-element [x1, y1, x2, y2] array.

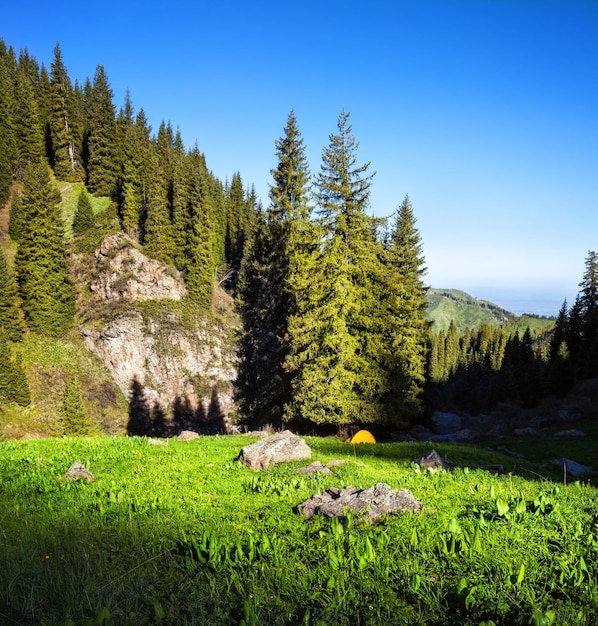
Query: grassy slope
[[0, 434, 596, 625]]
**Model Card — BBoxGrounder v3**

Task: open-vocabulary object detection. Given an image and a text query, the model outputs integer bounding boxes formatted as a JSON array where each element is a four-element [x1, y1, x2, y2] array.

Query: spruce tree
[[48, 43, 83, 181], [0, 43, 18, 203], [182, 147, 216, 309], [85, 64, 117, 196], [285, 110, 379, 427], [578, 250, 598, 377], [72, 187, 94, 233], [142, 152, 177, 263], [0, 249, 26, 341], [378, 195, 429, 425], [14, 161, 75, 337], [237, 110, 314, 426]]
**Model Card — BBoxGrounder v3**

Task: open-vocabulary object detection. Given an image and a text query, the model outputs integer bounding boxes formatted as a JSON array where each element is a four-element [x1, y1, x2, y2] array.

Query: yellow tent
[[347, 429, 376, 444]]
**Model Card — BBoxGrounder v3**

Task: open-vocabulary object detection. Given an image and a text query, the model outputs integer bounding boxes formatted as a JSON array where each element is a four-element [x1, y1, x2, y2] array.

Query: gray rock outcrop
[[237, 431, 311, 469], [298, 483, 422, 520], [78, 235, 238, 428]]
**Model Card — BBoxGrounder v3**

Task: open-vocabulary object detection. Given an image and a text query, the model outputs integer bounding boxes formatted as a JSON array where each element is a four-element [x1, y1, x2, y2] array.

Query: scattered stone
[[148, 438, 169, 446], [298, 483, 421, 520], [346, 429, 376, 444], [65, 461, 94, 482], [549, 458, 594, 477], [177, 430, 200, 441], [326, 459, 346, 467], [415, 449, 450, 470], [553, 429, 585, 438], [237, 430, 311, 470], [296, 461, 333, 475]]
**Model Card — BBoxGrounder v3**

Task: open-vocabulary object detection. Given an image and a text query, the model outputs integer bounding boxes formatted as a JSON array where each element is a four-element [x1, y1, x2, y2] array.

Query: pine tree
[[142, 151, 177, 263], [61, 377, 92, 435], [578, 250, 598, 377], [285, 110, 379, 426], [85, 64, 117, 196], [14, 162, 75, 337], [48, 43, 83, 181], [14, 68, 45, 173], [237, 110, 314, 426], [119, 108, 152, 238], [72, 187, 94, 233], [0, 249, 26, 341], [0, 42, 18, 203], [378, 195, 429, 425], [182, 147, 216, 308]]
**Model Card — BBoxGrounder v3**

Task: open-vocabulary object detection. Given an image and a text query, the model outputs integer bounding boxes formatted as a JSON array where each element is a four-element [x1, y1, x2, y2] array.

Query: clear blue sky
[[3, 0, 597, 314]]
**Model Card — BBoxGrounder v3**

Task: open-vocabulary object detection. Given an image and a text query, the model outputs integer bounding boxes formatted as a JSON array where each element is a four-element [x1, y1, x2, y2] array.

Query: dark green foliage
[[0, 42, 18, 204], [0, 333, 30, 405], [61, 377, 92, 435], [0, 249, 26, 341], [118, 107, 153, 238], [48, 43, 84, 181], [14, 162, 75, 337], [14, 68, 45, 173], [377, 195, 429, 425], [72, 187, 94, 233], [236, 110, 313, 426], [85, 64, 117, 196], [285, 110, 380, 426]]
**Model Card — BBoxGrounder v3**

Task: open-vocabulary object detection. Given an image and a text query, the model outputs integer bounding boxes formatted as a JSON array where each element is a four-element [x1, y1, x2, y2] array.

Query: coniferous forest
[[0, 39, 597, 437]]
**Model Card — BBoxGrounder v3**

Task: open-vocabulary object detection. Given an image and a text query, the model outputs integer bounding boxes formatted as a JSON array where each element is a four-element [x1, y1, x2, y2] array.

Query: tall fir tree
[[14, 161, 75, 336], [48, 43, 83, 181], [84, 64, 117, 196], [0, 42, 18, 203], [237, 110, 314, 426], [285, 110, 380, 427], [378, 195, 429, 425], [142, 147, 177, 263], [182, 147, 216, 309], [14, 67, 45, 174]]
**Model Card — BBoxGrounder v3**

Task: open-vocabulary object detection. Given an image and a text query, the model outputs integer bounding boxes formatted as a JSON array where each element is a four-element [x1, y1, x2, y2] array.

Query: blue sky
[[3, 0, 597, 314]]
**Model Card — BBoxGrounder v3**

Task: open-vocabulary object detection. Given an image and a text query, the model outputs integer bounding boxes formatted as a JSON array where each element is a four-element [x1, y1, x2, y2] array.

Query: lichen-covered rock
[[91, 233, 187, 302], [65, 461, 94, 482], [237, 430, 311, 469], [298, 483, 421, 520]]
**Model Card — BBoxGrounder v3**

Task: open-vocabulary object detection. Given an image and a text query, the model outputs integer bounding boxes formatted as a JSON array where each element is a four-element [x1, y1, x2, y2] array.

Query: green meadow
[[0, 435, 596, 625]]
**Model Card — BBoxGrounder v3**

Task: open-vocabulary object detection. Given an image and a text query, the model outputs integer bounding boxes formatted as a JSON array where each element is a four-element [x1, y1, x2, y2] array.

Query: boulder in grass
[[415, 449, 450, 470], [237, 430, 311, 470], [177, 430, 200, 441], [65, 461, 94, 482], [298, 483, 421, 520], [295, 461, 333, 475]]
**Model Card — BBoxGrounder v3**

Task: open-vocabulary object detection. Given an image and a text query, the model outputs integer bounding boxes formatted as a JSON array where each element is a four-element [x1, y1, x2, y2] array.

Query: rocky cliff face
[[78, 234, 238, 433]]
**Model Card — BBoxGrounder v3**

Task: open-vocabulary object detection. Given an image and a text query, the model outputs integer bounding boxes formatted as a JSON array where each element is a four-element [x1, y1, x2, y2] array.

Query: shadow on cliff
[[126, 378, 227, 437]]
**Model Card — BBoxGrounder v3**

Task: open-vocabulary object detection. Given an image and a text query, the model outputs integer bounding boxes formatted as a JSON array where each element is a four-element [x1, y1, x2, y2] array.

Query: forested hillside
[[0, 39, 597, 439]]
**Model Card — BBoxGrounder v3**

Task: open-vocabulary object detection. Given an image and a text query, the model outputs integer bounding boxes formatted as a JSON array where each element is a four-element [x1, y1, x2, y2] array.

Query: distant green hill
[[426, 288, 554, 335]]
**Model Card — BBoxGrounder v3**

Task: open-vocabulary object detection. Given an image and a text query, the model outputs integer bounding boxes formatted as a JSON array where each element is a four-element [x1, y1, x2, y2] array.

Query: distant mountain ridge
[[425, 288, 553, 334]]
